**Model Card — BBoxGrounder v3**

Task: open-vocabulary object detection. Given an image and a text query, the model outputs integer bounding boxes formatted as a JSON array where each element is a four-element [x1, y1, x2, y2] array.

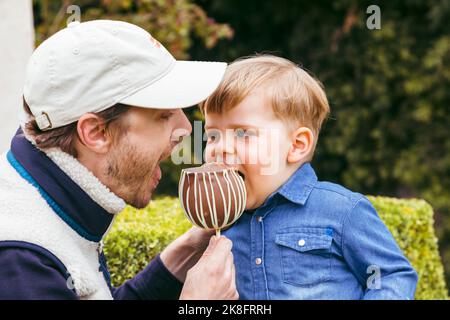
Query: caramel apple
[[179, 163, 246, 234]]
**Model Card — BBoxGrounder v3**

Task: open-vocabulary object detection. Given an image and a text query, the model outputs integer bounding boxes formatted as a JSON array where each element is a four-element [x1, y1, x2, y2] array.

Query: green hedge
[[104, 196, 448, 299], [367, 196, 448, 299]]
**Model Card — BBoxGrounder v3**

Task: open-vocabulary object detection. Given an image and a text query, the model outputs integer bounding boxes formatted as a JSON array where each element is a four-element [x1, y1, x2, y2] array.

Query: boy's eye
[[206, 130, 220, 142], [235, 128, 256, 138]]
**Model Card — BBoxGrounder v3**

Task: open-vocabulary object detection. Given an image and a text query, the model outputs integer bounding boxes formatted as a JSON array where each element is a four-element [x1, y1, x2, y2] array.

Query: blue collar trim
[[7, 150, 102, 242]]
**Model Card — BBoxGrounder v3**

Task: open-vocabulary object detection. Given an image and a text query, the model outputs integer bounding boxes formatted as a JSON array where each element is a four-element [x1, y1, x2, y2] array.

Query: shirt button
[[298, 239, 306, 247], [255, 258, 262, 265], [257, 216, 263, 222]]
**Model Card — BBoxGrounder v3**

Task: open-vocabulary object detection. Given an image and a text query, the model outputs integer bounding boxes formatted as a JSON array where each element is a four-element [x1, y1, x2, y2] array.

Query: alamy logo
[[66, 273, 75, 290], [367, 265, 381, 289], [366, 5, 381, 30], [66, 5, 81, 25]]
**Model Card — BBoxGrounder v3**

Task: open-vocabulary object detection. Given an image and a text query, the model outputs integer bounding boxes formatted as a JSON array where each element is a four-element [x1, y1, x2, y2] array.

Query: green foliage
[[191, 0, 450, 212], [32, 0, 234, 199], [32, 0, 233, 59], [191, 0, 450, 294], [104, 196, 448, 300], [367, 196, 448, 299], [32, 0, 450, 297], [104, 197, 191, 286]]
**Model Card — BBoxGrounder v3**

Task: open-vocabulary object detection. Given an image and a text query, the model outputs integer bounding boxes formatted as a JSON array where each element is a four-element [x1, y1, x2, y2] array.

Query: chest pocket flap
[[275, 227, 334, 286], [275, 227, 333, 252]]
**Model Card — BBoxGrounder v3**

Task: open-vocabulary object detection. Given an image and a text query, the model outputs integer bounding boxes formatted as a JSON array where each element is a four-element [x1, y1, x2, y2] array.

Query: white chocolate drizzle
[[179, 167, 247, 230]]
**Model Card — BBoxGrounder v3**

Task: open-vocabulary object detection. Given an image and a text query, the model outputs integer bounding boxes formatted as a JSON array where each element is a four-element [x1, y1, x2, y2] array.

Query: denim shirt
[[223, 163, 418, 300]]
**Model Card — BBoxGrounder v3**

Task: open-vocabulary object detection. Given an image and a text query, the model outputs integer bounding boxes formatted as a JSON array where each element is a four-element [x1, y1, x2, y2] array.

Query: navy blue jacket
[[0, 129, 182, 299]]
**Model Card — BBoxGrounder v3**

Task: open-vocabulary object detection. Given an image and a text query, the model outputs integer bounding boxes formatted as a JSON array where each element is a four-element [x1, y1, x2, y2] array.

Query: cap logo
[[149, 35, 161, 49]]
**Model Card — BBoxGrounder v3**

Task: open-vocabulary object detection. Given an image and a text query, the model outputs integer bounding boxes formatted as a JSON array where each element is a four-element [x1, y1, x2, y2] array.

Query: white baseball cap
[[23, 19, 227, 131]]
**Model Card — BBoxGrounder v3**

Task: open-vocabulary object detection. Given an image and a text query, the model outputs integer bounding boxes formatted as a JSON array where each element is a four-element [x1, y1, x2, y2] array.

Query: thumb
[[205, 236, 233, 269], [199, 235, 218, 259]]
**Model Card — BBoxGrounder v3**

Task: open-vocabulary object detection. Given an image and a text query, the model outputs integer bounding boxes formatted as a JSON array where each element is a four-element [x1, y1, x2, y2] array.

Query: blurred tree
[[32, 0, 450, 291], [190, 0, 450, 291], [33, 0, 233, 59]]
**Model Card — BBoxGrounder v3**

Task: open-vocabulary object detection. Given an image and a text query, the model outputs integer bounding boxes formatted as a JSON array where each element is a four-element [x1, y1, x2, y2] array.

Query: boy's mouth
[[222, 163, 246, 182]]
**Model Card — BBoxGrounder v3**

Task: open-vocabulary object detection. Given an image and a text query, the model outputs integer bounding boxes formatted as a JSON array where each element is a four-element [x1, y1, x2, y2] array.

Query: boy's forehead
[[205, 92, 274, 127], [205, 117, 258, 130], [205, 110, 262, 129]]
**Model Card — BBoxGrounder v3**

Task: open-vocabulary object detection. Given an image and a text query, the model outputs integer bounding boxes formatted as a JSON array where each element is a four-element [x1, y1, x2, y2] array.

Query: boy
[[200, 55, 418, 299]]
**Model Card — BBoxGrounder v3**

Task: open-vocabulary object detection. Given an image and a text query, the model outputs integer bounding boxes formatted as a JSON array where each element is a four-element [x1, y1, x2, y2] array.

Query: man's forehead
[[128, 106, 177, 115]]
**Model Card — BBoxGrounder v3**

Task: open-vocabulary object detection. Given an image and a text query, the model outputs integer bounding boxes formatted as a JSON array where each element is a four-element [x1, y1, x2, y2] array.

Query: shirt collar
[[274, 162, 318, 206], [10, 128, 126, 241]]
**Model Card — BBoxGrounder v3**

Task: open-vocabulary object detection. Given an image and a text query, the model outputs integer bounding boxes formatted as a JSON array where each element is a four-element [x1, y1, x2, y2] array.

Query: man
[[0, 20, 237, 300]]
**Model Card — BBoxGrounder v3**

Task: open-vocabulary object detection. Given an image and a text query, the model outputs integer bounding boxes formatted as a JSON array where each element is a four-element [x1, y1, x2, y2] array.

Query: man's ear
[[76, 113, 110, 154], [287, 127, 314, 164]]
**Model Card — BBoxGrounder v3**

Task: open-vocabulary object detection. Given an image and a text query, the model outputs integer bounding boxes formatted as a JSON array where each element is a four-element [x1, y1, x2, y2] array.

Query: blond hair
[[201, 55, 330, 154]]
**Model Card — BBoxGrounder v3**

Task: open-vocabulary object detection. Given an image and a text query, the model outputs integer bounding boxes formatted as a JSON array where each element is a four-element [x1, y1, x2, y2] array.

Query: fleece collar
[[9, 128, 126, 241]]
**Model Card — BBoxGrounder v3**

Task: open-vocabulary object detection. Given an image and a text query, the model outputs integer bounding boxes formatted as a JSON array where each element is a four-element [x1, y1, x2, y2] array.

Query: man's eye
[[161, 112, 174, 120]]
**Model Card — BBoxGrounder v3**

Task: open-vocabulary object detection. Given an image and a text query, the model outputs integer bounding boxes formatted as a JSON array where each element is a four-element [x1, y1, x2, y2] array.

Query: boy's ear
[[287, 127, 314, 164]]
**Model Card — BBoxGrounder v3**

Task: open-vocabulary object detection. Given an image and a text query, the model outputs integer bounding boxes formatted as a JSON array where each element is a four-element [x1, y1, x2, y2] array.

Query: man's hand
[[160, 227, 214, 282], [182, 226, 215, 252], [180, 236, 238, 300]]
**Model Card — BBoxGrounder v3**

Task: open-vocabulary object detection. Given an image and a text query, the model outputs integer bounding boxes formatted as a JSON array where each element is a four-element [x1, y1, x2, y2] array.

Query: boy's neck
[[255, 160, 309, 209]]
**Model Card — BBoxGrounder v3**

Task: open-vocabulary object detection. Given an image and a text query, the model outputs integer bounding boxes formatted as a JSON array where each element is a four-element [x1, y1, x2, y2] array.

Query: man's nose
[[172, 110, 192, 142], [179, 110, 192, 135]]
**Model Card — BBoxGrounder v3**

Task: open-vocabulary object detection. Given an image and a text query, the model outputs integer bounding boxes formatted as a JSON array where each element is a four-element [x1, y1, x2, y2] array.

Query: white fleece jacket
[[0, 147, 126, 299]]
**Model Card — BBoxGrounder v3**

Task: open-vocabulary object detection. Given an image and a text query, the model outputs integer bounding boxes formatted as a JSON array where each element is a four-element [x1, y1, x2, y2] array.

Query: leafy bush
[[367, 196, 448, 299], [33, 0, 233, 59], [104, 196, 448, 299], [104, 197, 191, 287]]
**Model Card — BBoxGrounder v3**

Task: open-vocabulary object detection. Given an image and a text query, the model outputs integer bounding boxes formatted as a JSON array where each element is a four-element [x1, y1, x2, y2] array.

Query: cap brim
[[120, 60, 227, 109]]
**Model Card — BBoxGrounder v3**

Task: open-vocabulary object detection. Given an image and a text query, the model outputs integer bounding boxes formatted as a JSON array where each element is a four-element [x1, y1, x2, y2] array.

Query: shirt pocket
[[275, 227, 333, 287]]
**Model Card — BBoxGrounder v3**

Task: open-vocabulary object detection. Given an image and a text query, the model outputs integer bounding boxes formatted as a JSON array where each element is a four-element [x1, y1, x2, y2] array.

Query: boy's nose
[[211, 133, 237, 164]]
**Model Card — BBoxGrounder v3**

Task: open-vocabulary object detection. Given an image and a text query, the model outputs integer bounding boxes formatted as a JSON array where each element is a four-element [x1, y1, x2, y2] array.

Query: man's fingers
[[204, 236, 233, 267], [220, 247, 234, 279], [207, 236, 232, 256], [198, 235, 218, 261], [231, 257, 236, 281], [183, 235, 237, 300], [225, 247, 234, 270], [211, 236, 233, 257], [226, 253, 237, 294]]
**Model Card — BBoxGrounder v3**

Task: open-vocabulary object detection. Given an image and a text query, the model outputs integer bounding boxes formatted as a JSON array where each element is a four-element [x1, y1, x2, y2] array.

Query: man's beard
[[105, 136, 160, 209]]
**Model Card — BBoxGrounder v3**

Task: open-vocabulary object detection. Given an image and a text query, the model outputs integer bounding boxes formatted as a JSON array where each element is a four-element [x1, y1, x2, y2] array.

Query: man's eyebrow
[[152, 109, 175, 118]]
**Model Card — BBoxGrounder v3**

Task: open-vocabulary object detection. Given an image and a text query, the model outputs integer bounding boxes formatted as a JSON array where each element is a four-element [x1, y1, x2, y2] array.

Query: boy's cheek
[[203, 145, 215, 163], [236, 144, 255, 166], [236, 144, 278, 176], [237, 139, 265, 165]]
